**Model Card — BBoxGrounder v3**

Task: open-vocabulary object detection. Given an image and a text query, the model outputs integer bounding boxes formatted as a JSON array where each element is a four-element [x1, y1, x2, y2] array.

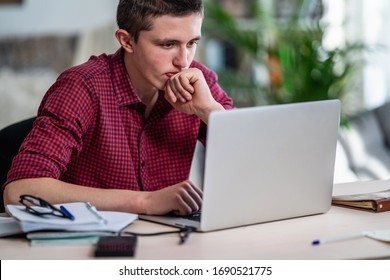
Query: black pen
[[179, 227, 195, 245]]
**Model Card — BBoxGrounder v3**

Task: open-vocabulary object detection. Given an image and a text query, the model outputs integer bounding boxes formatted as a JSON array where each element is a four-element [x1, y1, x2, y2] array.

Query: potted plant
[[202, 0, 364, 126]]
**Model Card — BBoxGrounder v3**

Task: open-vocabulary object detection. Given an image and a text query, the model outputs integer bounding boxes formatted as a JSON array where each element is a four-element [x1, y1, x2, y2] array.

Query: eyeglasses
[[19, 194, 75, 220]]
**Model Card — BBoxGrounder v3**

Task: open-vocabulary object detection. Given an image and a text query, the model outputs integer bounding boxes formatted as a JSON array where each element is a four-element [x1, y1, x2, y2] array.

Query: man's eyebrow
[[190, 36, 201, 41], [154, 36, 202, 44]]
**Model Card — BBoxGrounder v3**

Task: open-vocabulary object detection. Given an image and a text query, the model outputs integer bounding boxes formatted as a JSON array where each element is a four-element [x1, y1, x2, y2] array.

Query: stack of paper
[[1, 202, 138, 245], [0, 217, 24, 237], [26, 231, 114, 246]]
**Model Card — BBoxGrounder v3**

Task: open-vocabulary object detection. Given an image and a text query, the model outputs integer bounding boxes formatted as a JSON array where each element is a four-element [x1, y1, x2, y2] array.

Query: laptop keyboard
[[184, 211, 201, 222], [168, 211, 202, 222]]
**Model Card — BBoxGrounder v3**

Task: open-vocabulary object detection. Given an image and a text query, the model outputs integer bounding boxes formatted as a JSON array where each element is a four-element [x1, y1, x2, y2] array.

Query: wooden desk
[[1, 180, 390, 260]]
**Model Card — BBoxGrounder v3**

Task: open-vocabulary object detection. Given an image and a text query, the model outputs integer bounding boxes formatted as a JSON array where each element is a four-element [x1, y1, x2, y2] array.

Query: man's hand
[[142, 180, 202, 216], [164, 68, 224, 123]]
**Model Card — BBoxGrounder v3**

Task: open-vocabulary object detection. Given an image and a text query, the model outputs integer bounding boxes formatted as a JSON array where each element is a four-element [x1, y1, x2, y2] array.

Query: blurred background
[[0, 0, 118, 129], [1, 0, 390, 183]]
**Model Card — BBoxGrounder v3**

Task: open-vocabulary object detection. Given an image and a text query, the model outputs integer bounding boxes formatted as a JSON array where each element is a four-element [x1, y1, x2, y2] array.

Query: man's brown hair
[[117, 0, 204, 42]]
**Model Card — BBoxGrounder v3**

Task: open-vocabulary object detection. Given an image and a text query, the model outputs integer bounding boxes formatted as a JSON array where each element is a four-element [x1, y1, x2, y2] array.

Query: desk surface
[[1, 180, 390, 260]]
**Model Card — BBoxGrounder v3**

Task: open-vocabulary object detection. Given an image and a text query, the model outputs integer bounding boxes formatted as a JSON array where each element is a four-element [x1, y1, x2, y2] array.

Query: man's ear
[[115, 29, 134, 53]]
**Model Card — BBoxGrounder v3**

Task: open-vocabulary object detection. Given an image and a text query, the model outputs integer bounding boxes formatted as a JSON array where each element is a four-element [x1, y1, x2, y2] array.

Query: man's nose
[[173, 47, 189, 69]]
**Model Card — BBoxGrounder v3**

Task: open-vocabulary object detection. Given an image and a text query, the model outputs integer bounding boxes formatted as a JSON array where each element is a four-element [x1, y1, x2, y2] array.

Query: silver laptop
[[140, 100, 340, 232]]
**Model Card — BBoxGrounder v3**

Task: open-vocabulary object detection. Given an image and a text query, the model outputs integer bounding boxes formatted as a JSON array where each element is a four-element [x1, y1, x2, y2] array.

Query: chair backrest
[[0, 117, 36, 213], [338, 102, 390, 181]]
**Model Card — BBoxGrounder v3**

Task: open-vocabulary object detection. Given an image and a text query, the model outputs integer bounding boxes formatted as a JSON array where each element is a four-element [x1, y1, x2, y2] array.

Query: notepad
[[29, 236, 101, 246], [5, 203, 138, 233], [0, 217, 23, 237], [27, 231, 116, 246]]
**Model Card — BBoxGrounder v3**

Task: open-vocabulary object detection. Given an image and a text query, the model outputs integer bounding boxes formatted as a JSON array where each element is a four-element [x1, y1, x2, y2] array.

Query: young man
[[3, 0, 233, 216]]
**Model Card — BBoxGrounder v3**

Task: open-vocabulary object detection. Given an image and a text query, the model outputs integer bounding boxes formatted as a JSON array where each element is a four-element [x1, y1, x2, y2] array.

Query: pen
[[179, 227, 195, 245], [60, 205, 75, 220], [312, 232, 366, 245], [86, 202, 107, 224]]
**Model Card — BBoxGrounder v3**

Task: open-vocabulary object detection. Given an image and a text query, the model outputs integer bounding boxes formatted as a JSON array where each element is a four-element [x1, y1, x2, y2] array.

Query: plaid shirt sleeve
[[7, 67, 98, 181]]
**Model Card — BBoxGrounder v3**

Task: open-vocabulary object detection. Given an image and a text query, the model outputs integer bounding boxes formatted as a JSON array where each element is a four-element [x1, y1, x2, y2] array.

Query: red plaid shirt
[[6, 49, 233, 191]]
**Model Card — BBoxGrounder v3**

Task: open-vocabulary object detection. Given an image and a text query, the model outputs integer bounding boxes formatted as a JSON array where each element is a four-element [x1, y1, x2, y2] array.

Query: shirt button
[[141, 161, 146, 167]]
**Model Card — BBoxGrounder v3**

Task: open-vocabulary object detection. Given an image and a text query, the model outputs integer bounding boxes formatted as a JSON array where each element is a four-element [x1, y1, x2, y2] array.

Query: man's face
[[129, 13, 203, 91]]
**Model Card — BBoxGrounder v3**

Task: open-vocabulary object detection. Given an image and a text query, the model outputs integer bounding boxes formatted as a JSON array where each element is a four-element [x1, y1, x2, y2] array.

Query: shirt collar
[[110, 48, 143, 107], [109, 48, 174, 119]]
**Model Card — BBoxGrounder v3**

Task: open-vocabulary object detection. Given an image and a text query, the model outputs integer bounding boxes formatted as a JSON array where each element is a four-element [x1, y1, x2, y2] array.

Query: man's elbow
[[4, 183, 17, 206], [3, 180, 30, 206]]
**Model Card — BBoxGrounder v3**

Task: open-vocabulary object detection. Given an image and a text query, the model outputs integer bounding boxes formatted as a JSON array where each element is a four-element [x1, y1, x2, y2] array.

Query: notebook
[[6, 202, 138, 233], [140, 100, 341, 232]]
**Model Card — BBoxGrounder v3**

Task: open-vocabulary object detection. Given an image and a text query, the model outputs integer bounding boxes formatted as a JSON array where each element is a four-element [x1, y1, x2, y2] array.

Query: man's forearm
[[4, 178, 202, 216], [3, 178, 146, 213]]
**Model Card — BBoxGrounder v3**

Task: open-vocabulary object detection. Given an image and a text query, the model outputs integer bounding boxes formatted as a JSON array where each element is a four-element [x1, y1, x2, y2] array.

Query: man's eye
[[188, 41, 199, 47], [161, 43, 174, 49]]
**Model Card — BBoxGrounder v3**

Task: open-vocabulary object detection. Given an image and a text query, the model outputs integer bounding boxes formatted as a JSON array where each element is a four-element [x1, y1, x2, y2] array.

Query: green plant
[[203, 0, 269, 105], [266, 20, 363, 104], [202, 0, 365, 125]]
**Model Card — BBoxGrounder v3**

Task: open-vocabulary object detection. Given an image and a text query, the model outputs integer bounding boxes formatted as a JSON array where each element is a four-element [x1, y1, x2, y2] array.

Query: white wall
[[0, 0, 119, 130], [344, 0, 390, 110], [0, 0, 117, 37], [360, 0, 390, 109], [322, 0, 390, 113]]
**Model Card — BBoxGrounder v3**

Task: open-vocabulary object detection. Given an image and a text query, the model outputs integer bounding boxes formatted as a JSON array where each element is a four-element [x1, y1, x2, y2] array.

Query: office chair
[[0, 117, 36, 213]]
